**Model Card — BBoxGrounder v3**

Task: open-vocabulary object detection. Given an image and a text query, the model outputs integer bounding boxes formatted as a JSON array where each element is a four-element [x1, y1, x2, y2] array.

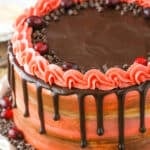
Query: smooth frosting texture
[[11, 0, 150, 91], [47, 9, 150, 70]]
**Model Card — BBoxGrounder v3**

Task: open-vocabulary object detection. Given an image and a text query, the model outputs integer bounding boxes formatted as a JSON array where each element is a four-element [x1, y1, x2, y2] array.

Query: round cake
[[8, 0, 150, 149]]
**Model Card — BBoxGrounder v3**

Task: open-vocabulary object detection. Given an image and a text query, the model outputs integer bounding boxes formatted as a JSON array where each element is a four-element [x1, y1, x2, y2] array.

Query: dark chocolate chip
[[68, 9, 74, 15], [96, 6, 104, 13], [81, 2, 89, 9], [120, 10, 125, 16], [95, 2, 100, 8], [102, 64, 109, 73], [62, 62, 79, 71], [137, 7, 143, 14], [44, 15, 51, 21], [76, 4, 81, 10], [89, 0, 95, 8], [143, 8, 150, 19], [133, 9, 138, 16], [115, 4, 121, 11], [122, 64, 129, 70], [53, 15, 59, 21], [55, 10, 61, 16], [73, 9, 78, 15], [59, 8, 66, 14], [44, 55, 53, 62]]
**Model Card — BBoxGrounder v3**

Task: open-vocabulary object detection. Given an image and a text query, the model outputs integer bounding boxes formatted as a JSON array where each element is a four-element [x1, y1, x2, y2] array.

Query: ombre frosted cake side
[[8, 0, 150, 149]]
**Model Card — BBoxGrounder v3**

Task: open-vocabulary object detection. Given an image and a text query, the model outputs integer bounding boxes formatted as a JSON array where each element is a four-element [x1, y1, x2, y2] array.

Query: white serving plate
[[0, 0, 36, 41], [0, 135, 15, 150]]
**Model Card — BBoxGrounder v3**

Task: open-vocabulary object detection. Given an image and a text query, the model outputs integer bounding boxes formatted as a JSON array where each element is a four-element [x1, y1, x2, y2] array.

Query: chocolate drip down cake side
[[8, 0, 150, 149]]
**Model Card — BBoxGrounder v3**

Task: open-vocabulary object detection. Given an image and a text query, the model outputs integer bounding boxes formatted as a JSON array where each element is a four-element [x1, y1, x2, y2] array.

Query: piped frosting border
[[11, 0, 150, 91]]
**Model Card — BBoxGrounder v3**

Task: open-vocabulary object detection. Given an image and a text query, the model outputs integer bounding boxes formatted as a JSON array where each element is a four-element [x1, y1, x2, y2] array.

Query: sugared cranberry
[[8, 127, 23, 139], [62, 62, 79, 71], [134, 57, 148, 66], [0, 109, 13, 119], [0, 97, 12, 108], [61, 0, 73, 8], [26, 16, 45, 29], [105, 0, 120, 6], [34, 42, 48, 55], [143, 8, 150, 19]]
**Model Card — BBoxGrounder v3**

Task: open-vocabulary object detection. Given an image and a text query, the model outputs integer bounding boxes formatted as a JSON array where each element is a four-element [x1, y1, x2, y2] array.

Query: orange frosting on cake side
[[10, 53, 150, 150]]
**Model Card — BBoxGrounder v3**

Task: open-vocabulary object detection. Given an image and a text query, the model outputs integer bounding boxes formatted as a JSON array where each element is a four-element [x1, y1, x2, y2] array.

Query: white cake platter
[[0, 0, 36, 42], [0, 135, 15, 150]]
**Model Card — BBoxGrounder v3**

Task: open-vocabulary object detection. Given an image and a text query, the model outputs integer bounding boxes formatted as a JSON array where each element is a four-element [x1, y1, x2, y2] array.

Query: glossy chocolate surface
[[47, 9, 150, 70]]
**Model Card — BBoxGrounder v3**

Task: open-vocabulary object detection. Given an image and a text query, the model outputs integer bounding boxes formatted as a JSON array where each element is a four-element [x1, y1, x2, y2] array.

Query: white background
[[0, 0, 36, 41]]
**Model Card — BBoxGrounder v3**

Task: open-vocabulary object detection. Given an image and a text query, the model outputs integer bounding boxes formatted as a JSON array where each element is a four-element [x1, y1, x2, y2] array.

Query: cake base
[[13, 107, 150, 150], [10, 58, 150, 150]]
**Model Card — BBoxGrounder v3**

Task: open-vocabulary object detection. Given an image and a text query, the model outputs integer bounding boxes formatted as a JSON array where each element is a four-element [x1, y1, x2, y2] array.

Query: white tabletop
[[0, 135, 15, 150], [0, 0, 36, 42]]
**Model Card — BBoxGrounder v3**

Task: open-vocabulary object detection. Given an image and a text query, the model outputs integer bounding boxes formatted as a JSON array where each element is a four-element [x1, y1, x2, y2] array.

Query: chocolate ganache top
[[47, 8, 150, 71]]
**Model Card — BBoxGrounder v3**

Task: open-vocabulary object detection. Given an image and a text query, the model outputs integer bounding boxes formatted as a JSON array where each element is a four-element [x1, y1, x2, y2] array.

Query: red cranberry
[[0, 97, 12, 108], [0, 109, 13, 119], [8, 127, 23, 139], [34, 42, 48, 55], [61, 0, 73, 8], [62, 62, 79, 71], [134, 57, 148, 66], [26, 16, 45, 29]]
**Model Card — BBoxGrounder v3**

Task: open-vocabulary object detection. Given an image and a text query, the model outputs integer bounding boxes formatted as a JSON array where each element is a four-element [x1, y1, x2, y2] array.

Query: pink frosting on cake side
[[11, 0, 150, 91]]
